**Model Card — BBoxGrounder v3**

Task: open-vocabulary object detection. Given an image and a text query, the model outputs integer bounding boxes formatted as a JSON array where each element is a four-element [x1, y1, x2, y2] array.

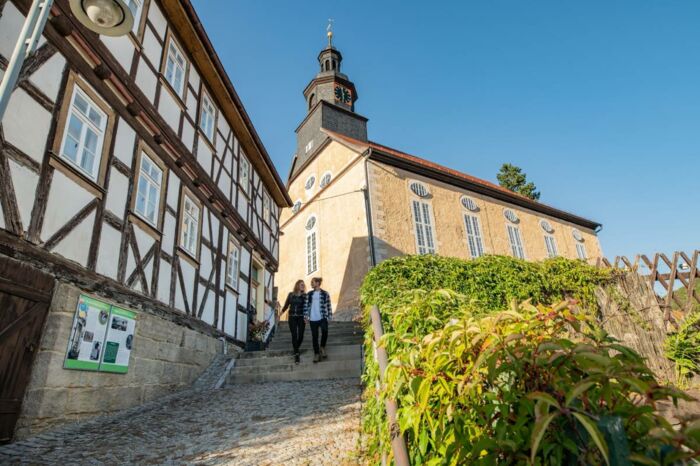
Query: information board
[[64, 295, 137, 374]]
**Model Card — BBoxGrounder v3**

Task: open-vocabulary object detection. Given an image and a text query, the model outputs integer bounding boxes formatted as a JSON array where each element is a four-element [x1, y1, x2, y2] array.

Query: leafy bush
[[360, 255, 609, 315], [666, 312, 700, 380], [360, 255, 698, 464], [365, 298, 698, 465]]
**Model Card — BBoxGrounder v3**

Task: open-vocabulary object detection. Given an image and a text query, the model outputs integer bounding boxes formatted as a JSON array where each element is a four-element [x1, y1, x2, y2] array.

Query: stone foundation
[[14, 282, 236, 440]]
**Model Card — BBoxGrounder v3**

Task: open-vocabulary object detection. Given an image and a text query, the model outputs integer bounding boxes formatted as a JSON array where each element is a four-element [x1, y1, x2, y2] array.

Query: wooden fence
[[596, 250, 699, 323]]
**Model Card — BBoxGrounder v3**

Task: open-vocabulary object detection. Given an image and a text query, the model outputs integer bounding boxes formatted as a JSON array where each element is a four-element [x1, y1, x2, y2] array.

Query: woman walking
[[281, 280, 306, 364]]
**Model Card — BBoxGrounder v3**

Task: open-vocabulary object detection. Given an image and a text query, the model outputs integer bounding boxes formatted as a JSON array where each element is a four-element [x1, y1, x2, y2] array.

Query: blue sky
[[192, 0, 700, 259]]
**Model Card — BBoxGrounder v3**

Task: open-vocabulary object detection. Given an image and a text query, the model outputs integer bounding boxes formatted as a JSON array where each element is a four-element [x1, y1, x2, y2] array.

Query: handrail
[[370, 305, 410, 466], [262, 304, 277, 343]]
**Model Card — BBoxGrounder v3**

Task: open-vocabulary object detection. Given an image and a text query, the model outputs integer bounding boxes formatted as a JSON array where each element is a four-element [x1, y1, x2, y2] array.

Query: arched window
[[325, 59, 330, 71], [308, 93, 316, 109], [540, 219, 554, 233], [305, 215, 319, 274], [409, 181, 429, 198], [332, 60, 336, 70], [320, 171, 332, 188], [503, 209, 519, 224], [305, 175, 316, 191], [461, 196, 478, 212]]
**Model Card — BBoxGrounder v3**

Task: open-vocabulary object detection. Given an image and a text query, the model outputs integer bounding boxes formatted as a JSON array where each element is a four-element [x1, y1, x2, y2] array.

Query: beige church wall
[[284, 140, 364, 211], [367, 160, 602, 263], [279, 152, 370, 321]]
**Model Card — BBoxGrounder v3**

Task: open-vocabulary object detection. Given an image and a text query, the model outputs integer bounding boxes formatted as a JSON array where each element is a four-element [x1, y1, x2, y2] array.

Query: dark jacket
[[282, 292, 305, 318], [303, 289, 332, 321]]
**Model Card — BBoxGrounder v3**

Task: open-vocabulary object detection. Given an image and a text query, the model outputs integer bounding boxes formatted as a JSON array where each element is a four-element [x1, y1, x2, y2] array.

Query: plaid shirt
[[303, 289, 332, 321]]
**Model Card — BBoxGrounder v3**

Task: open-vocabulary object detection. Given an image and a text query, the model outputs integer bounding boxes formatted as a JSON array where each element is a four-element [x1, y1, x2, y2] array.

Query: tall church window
[[412, 200, 436, 255], [59, 86, 108, 181], [306, 215, 318, 275], [464, 214, 484, 258], [576, 243, 587, 260], [544, 235, 558, 258], [507, 225, 526, 259]]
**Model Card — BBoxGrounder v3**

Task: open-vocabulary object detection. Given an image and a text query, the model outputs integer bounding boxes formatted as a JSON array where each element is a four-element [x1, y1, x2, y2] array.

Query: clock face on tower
[[334, 85, 352, 104]]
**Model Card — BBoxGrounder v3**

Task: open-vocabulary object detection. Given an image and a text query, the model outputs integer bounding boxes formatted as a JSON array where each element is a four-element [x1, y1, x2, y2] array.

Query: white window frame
[[411, 199, 436, 255], [239, 154, 251, 196], [125, 0, 142, 33], [263, 192, 271, 224], [464, 214, 484, 258], [226, 237, 240, 289], [199, 91, 216, 142], [180, 194, 200, 257], [507, 224, 526, 259], [164, 37, 187, 97], [305, 139, 314, 154], [544, 235, 558, 258], [576, 242, 587, 260], [134, 152, 163, 226], [306, 215, 319, 275], [58, 86, 107, 181], [320, 171, 332, 188]]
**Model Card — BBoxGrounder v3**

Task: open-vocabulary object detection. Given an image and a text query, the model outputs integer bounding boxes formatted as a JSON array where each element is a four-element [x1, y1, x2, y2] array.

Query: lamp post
[[0, 0, 134, 120]]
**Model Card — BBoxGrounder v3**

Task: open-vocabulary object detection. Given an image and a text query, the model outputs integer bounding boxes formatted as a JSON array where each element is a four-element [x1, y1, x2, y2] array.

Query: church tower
[[291, 26, 368, 178]]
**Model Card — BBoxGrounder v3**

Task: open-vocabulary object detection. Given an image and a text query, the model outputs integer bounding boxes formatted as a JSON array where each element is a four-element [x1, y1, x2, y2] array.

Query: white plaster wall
[[29, 54, 67, 102], [186, 92, 197, 121], [178, 259, 196, 312], [188, 66, 200, 91], [157, 259, 171, 304], [236, 194, 248, 220], [181, 119, 195, 152], [197, 141, 213, 173], [135, 60, 157, 104], [237, 280, 248, 310], [96, 222, 120, 279], [217, 117, 230, 140], [157, 90, 180, 133], [236, 311, 247, 341], [148, 1, 167, 39], [199, 244, 212, 278], [0, 3, 23, 58], [143, 259, 154, 292], [52, 211, 95, 267], [101, 35, 134, 74], [9, 160, 38, 230], [210, 214, 219, 246], [125, 247, 136, 280], [166, 173, 180, 209], [113, 120, 135, 167], [200, 284, 214, 325], [42, 171, 94, 241], [2, 88, 52, 164], [141, 27, 162, 69], [105, 169, 128, 219], [224, 292, 236, 336], [132, 224, 155, 261], [162, 211, 176, 254], [240, 247, 251, 275], [217, 171, 231, 201]]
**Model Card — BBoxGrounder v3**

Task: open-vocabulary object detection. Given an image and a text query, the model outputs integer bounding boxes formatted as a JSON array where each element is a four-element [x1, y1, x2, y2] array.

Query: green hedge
[[360, 255, 698, 465]]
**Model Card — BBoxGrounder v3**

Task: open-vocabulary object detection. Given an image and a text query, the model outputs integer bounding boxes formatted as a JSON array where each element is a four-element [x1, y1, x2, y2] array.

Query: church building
[[278, 31, 603, 320]]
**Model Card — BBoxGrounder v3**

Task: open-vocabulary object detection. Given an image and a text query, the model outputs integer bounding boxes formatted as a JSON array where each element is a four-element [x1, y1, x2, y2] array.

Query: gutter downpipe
[[364, 151, 410, 466]]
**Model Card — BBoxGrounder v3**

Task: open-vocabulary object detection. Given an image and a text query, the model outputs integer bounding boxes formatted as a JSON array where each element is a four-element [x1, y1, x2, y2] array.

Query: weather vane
[[327, 18, 334, 47]]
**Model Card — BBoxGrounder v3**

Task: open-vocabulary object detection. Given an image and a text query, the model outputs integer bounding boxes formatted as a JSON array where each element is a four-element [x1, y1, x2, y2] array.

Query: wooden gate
[[0, 257, 54, 444]]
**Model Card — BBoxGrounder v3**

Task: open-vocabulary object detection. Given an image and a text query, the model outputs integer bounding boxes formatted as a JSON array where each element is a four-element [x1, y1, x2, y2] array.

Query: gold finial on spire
[[327, 18, 334, 47]]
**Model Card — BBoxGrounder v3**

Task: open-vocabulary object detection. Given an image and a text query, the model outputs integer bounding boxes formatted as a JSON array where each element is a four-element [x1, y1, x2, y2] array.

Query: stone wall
[[15, 282, 236, 440]]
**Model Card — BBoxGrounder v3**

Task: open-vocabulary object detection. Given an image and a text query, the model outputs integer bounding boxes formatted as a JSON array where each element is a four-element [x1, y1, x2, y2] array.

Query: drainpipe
[[363, 150, 377, 268]]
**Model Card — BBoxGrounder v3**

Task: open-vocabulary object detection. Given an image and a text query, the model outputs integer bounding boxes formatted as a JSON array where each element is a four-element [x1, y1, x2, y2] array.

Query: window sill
[[48, 152, 105, 199], [176, 245, 200, 268], [127, 211, 163, 240], [225, 283, 239, 294]]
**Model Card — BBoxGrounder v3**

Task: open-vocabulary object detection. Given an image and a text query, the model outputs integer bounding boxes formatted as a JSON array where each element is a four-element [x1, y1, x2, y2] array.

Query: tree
[[497, 163, 541, 200]]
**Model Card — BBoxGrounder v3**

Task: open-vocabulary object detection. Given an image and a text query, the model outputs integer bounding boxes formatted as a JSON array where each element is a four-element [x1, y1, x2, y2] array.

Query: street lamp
[[0, 0, 133, 120]]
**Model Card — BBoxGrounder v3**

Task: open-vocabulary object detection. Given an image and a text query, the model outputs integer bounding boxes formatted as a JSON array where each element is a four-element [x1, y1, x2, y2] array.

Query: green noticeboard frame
[[63, 294, 137, 374]]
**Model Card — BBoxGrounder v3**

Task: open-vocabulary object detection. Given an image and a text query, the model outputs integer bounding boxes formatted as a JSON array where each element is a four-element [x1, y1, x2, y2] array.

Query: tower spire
[[326, 18, 334, 48]]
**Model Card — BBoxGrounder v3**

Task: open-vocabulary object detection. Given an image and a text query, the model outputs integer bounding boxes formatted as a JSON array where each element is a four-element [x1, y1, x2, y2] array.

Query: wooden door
[[0, 258, 54, 444]]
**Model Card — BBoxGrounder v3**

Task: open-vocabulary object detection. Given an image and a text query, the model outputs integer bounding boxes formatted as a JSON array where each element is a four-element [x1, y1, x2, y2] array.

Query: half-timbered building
[[0, 0, 291, 441]]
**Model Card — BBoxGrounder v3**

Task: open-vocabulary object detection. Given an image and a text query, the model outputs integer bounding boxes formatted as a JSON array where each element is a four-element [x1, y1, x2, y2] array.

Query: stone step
[[235, 346, 361, 367], [228, 361, 362, 384], [238, 343, 362, 359], [230, 358, 361, 376]]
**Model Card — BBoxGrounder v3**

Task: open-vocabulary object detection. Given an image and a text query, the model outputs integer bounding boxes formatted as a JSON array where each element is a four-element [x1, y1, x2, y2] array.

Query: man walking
[[304, 277, 332, 363]]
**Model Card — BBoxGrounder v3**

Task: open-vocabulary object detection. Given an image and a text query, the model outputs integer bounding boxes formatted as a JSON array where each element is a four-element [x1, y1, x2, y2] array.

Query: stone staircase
[[227, 321, 364, 384]]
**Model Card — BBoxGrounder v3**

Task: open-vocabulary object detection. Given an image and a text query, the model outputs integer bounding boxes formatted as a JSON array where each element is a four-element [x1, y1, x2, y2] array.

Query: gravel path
[[0, 379, 362, 465]]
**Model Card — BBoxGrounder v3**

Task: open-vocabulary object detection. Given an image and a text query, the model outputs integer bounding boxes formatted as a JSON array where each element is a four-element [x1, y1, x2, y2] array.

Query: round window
[[409, 181, 429, 198], [305, 216, 316, 230], [461, 196, 478, 212], [504, 209, 519, 223], [292, 200, 302, 213], [305, 176, 316, 190], [572, 229, 584, 242], [320, 172, 332, 188], [540, 219, 554, 233]]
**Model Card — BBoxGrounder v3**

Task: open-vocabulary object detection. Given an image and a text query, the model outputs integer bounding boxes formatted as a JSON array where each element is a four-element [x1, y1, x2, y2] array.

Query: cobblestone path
[[0, 379, 362, 465]]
